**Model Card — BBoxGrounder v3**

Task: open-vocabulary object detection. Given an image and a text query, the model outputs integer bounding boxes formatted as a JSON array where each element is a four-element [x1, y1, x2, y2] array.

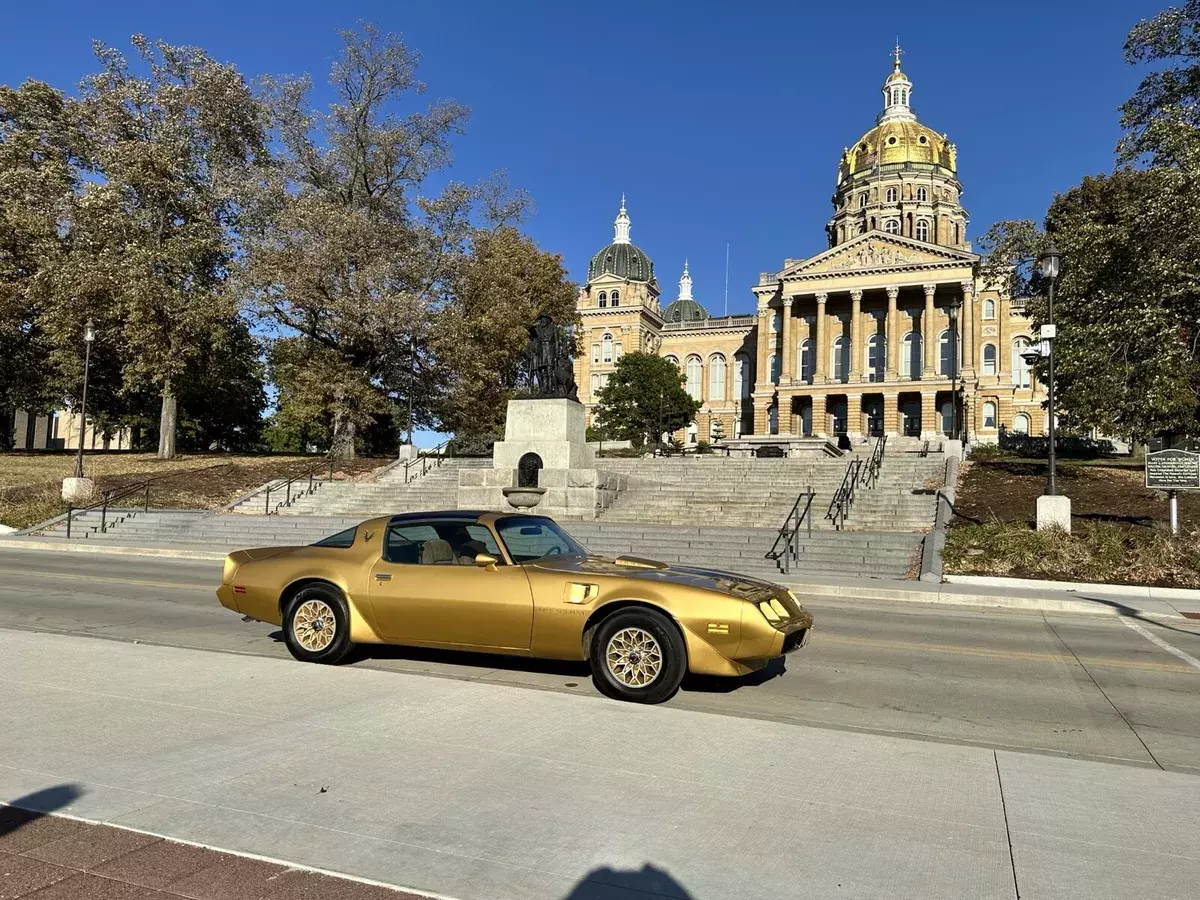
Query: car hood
[[531, 554, 788, 602]]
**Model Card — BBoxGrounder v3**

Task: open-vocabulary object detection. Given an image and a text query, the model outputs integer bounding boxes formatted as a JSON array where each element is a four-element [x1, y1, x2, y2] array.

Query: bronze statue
[[523, 314, 578, 401]]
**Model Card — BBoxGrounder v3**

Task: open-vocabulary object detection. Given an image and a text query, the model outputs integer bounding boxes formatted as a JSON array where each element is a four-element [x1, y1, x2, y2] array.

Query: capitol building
[[574, 49, 1047, 446]]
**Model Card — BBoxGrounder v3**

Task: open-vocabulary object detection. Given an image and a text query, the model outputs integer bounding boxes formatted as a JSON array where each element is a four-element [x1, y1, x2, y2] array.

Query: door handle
[[374, 573, 392, 581]]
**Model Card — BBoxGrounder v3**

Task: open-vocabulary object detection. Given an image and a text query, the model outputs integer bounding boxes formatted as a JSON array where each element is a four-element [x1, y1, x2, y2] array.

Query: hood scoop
[[613, 555, 669, 570]]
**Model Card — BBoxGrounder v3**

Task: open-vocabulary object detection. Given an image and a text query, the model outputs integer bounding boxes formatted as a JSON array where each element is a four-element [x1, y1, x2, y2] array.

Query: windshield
[[494, 516, 589, 563]]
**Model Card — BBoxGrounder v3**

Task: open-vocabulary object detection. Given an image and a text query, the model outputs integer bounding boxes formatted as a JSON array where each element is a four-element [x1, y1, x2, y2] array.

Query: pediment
[[779, 232, 978, 280]]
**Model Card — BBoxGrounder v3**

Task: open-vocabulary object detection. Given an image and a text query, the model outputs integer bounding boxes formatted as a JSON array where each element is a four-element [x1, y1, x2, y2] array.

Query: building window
[[983, 401, 997, 429], [768, 353, 780, 385], [598, 291, 607, 308], [982, 299, 995, 319], [590, 374, 599, 397], [867, 333, 885, 382], [901, 331, 922, 378], [831, 335, 849, 383], [768, 401, 779, 435], [859, 193, 868, 209], [666, 355, 679, 370], [611, 290, 620, 306], [886, 187, 898, 203], [917, 186, 928, 202], [735, 354, 750, 399], [614, 342, 623, 361], [885, 219, 900, 235], [1013, 412, 1030, 434], [915, 220, 929, 241], [686, 355, 703, 400], [982, 343, 997, 375], [1012, 338, 1032, 388], [602, 333, 613, 363], [769, 311, 780, 333], [953, 223, 960, 243], [799, 339, 813, 383], [939, 329, 957, 377], [708, 354, 727, 401], [591, 343, 600, 364], [686, 422, 698, 445]]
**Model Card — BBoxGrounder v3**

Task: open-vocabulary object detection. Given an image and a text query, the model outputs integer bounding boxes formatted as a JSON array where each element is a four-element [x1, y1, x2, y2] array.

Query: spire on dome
[[893, 39, 902, 72], [613, 195, 631, 244], [879, 42, 914, 123], [678, 259, 693, 301]]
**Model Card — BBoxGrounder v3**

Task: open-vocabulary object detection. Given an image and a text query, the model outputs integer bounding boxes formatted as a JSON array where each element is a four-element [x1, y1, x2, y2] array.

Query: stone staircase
[[228, 458, 491, 517], [28, 511, 922, 579]]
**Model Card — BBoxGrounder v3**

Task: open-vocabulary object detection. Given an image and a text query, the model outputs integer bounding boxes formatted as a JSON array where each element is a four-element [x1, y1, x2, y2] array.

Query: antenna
[[724, 242, 730, 317]]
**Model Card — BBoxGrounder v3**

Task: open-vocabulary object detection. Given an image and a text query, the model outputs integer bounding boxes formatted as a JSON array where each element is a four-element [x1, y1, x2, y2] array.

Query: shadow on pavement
[[561, 864, 694, 899], [0, 784, 83, 838], [1071, 595, 1200, 639], [683, 655, 787, 693]]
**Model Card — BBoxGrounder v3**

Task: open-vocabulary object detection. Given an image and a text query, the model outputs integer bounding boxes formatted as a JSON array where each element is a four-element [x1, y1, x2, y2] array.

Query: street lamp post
[[1039, 240, 1061, 496], [406, 333, 415, 447], [73, 320, 96, 479]]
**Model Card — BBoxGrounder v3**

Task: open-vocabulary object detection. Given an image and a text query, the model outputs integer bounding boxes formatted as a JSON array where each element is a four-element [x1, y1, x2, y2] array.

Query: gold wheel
[[293, 598, 337, 653], [605, 627, 663, 688]]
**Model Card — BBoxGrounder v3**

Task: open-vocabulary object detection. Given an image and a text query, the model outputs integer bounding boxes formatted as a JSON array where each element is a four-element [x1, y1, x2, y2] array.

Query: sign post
[[1145, 447, 1200, 535]]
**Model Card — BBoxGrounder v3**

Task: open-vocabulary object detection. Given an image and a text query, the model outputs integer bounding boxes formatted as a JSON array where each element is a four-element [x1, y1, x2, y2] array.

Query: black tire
[[589, 608, 687, 704], [282, 584, 354, 665]]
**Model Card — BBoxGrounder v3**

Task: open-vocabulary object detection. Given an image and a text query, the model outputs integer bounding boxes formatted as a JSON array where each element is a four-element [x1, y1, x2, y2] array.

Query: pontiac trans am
[[216, 510, 813, 703]]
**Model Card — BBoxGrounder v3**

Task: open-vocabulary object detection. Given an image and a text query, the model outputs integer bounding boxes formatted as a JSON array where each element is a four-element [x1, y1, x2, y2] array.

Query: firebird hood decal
[[533, 555, 780, 600]]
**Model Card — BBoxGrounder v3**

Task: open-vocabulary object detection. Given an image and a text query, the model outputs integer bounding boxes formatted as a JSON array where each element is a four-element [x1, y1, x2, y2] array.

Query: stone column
[[848, 290, 863, 382], [961, 280, 976, 378], [921, 390, 938, 441], [846, 393, 862, 442], [814, 294, 828, 384], [780, 296, 794, 383], [755, 301, 772, 389], [885, 286, 900, 380], [883, 391, 900, 435], [921, 283, 937, 377]]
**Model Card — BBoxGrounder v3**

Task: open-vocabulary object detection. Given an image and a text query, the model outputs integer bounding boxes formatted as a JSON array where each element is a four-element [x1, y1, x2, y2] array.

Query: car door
[[368, 519, 534, 651]]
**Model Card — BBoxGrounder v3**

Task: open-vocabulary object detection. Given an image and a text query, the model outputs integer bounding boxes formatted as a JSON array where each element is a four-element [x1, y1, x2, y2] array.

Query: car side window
[[383, 524, 439, 565], [465, 525, 502, 558]]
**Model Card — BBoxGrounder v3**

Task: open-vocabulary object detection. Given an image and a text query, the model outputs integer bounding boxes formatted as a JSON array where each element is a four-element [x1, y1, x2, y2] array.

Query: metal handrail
[[765, 487, 816, 575], [860, 434, 888, 490], [825, 457, 863, 531], [400, 438, 451, 484], [264, 453, 335, 515], [64, 462, 232, 538]]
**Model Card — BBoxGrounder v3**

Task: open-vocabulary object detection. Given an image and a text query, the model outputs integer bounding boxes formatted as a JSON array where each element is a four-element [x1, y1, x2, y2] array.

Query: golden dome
[[843, 119, 955, 177]]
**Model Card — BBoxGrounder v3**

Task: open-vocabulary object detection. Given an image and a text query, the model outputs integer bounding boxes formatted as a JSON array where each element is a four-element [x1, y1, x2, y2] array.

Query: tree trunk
[[158, 385, 178, 460]]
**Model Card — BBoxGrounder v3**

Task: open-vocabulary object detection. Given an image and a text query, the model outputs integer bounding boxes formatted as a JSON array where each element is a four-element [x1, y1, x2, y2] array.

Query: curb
[[944, 573, 1200, 603], [0, 538, 226, 561]]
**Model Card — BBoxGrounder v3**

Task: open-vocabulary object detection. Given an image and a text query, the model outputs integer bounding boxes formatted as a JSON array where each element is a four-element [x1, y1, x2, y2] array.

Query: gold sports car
[[216, 511, 813, 703]]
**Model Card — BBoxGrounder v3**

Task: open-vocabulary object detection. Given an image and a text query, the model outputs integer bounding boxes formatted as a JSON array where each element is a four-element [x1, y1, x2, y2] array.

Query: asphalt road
[[1, 547, 1197, 773]]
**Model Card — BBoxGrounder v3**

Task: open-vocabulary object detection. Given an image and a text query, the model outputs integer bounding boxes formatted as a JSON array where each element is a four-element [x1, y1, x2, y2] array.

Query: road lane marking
[[0, 568, 214, 593], [1121, 617, 1200, 671]]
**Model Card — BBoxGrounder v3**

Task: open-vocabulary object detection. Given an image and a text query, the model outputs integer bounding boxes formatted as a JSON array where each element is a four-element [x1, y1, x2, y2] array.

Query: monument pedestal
[[1036, 494, 1072, 532], [458, 398, 623, 520]]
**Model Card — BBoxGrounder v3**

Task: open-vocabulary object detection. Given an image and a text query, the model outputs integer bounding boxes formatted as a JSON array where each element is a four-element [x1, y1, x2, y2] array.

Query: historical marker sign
[[1145, 448, 1200, 490]]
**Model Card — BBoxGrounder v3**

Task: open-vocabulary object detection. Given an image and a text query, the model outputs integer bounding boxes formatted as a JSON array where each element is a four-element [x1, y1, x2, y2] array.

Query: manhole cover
[[1182, 611, 1200, 620]]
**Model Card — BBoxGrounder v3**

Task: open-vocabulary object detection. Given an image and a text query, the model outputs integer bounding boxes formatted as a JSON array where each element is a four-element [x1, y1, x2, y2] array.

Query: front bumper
[[216, 584, 240, 613]]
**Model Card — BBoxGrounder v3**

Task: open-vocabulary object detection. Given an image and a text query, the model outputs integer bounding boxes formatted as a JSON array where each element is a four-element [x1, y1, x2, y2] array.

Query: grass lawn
[[946, 454, 1200, 587], [0, 453, 391, 530]]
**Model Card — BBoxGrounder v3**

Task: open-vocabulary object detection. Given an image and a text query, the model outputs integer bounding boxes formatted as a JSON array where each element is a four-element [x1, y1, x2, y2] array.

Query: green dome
[[588, 241, 655, 283], [663, 297, 709, 324]]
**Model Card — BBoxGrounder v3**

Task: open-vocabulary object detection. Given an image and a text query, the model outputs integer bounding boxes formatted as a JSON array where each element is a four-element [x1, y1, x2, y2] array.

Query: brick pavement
[[0, 807, 433, 900]]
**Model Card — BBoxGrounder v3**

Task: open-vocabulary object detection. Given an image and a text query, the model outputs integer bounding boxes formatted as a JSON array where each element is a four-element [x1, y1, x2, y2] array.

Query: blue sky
[[3, 1, 1166, 443]]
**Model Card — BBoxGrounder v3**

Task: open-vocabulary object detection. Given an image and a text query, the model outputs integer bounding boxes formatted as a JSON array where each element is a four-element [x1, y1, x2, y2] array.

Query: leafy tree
[[593, 352, 699, 449], [48, 35, 268, 459], [434, 226, 577, 438], [1120, 0, 1200, 164]]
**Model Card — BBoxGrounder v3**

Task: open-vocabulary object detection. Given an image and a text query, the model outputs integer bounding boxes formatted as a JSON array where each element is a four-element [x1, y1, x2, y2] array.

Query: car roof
[[384, 510, 553, 527]]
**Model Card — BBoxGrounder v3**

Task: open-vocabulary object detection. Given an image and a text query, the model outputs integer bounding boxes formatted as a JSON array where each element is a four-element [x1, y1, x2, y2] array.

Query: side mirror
[[474, 553, 498, 570]]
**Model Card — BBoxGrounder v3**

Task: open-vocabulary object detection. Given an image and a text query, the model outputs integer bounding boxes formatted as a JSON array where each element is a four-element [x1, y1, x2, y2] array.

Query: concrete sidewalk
[[0, 630, 1197, 900]]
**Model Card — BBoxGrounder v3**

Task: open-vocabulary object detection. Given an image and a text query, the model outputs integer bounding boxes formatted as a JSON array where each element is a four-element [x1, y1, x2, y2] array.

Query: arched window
[[885, 219, 900, 235], [768, 353, 780, 385], [866, 333, 885, 382], [686, 356, 703, 401], [734, 354, 750, 399], [591, 343, 600, 364], [858, 193, 868, 209], [1012, 338, 1032, 388], [770, 311, 781, 333], [708, 354, 727, 401], [602, 333, 613, 363], [1013, 412, 1030, 434], [799, 339, 814, 383], [598, 291, 607, 308], [939, 329, 958, 376], [832, 335, 849, 382], [983, 401, 997, 429], [886, 187, 898, 203], [901, 331, 922, 378], [982, 299, 995, 319], [610, 290, 620, 307], [686, 422, 697, 445], [982, 343, 997, 375], [915, 220, 929, 241], [917, 186, 928, 202]]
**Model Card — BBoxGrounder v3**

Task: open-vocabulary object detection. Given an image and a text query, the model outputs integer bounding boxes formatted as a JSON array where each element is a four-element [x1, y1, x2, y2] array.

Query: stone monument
[[457, 315, 623, 518]]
